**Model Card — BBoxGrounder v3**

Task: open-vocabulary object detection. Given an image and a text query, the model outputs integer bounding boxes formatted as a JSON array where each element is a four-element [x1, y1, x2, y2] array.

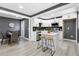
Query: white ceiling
[[0, 9, 29, 19], [0, 3, 58, 16]]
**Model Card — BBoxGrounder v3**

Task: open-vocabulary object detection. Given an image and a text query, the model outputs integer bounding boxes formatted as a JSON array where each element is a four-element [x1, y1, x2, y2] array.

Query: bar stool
[[40, 34, 46, 51], [37, 33, 41, 49], [45, 35, 55, 56]]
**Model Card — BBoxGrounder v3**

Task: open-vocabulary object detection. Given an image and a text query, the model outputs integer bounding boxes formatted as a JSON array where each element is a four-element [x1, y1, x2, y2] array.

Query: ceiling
[[0, 3, 69, 19], [0, 3, 58, 15]]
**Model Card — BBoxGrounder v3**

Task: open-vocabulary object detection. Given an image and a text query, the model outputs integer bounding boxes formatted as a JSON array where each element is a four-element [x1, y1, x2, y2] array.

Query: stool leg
[[37, 41, 40, 49], [42, 38, 44, 51], [50, 39, 52, 53], [52, 39, 55, 52], [51, 39, 56, 56], [44, 38, 48, 51], [48, 40, 50, 48], [50, 39, 53, 55], [47, 39, 49, 49], [43, 38, 46, 52], [45, 39, 48, 49]]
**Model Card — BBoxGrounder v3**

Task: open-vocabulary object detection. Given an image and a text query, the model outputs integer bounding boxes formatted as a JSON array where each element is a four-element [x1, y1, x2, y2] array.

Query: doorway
[[20, 19, 29, 39], [21, 20, 25, 37]]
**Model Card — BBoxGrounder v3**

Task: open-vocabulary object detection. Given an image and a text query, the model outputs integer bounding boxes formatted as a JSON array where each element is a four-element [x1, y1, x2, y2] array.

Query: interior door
[[63, 19, 76, 40]]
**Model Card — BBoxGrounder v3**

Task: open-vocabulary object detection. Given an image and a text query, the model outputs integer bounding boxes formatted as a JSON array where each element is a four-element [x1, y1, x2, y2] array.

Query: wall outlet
[[70, 35, 74, 38]]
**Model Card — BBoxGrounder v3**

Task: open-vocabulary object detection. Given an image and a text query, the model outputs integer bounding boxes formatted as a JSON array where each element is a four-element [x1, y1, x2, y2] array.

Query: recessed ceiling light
[[19, 6, 23, 9]]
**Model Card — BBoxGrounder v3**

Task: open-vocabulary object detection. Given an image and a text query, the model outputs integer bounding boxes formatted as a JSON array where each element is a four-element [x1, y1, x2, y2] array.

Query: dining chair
[[11, 32, 19, 43], [0, 32, 8, 45]]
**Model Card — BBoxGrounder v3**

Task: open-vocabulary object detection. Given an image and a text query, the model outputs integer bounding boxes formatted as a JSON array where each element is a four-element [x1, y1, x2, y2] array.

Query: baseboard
[[19, 36, 29, 41], [64, 39, 77, 43], [29, 38, 36, 42]]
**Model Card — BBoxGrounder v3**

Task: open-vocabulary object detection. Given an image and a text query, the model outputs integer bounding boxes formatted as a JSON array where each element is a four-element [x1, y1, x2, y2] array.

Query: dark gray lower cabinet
[[63, 18, 76, 40], [77, 29, 79, 42]]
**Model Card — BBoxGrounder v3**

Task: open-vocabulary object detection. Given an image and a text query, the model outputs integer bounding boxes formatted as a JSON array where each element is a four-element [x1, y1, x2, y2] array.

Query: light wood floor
[[0, 40, 51, 56], [0, 39, 79, 56]]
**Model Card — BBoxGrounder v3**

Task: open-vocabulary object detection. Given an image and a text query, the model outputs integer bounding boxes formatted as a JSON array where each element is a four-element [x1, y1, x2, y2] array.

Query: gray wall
[[0, 17, 20, 33], [63, 19, 76, 40]]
